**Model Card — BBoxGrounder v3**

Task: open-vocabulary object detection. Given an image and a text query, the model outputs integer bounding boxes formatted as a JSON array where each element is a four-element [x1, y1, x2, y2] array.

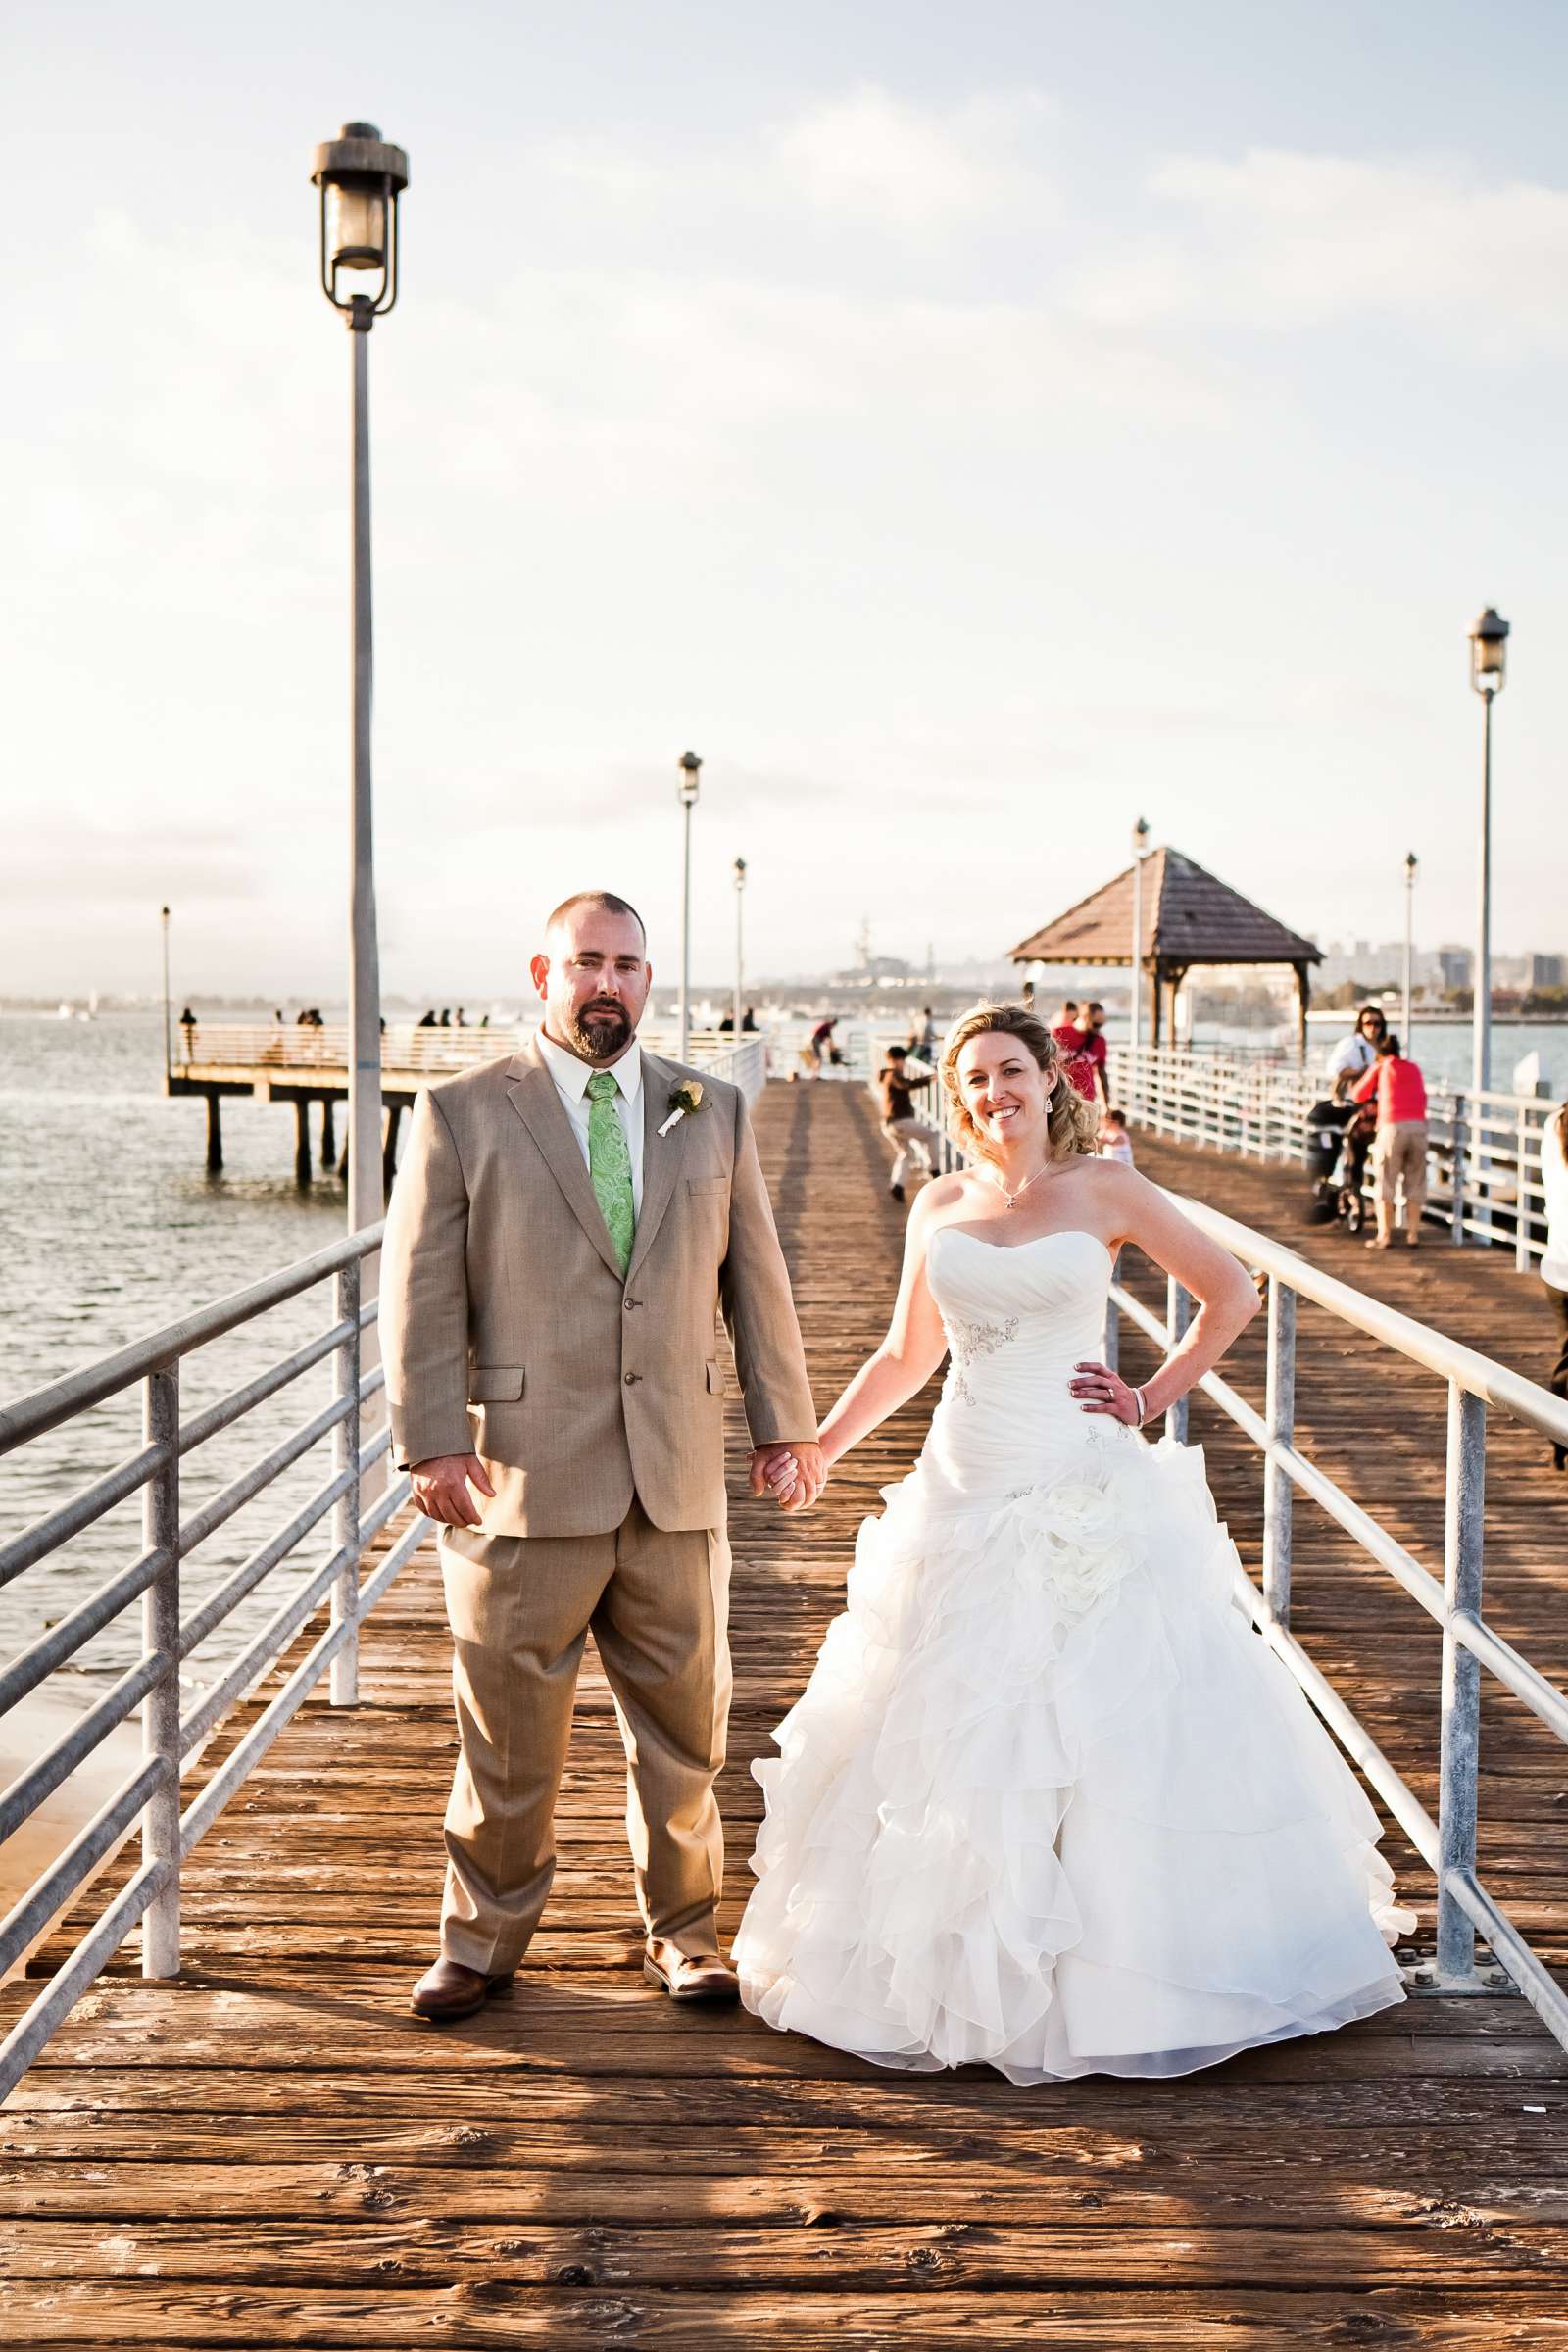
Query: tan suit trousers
[[438, 1500, 732, 1975]]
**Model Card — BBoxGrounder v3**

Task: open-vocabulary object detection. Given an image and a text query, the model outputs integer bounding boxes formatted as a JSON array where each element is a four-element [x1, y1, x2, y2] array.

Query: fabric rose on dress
[[991, 1474, 1143, 1618]]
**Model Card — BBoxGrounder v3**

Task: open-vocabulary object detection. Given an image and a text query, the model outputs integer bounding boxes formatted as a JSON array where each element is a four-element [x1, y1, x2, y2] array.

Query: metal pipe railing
[[1102, 1198, 1568, 2039], [1111, 1042, 1559, 1270], [0, 1220, 428, 2101]]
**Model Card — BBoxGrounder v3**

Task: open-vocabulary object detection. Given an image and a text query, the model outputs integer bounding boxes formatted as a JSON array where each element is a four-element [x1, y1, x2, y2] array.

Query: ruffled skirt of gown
[[734, 1426, 1414, 2084]]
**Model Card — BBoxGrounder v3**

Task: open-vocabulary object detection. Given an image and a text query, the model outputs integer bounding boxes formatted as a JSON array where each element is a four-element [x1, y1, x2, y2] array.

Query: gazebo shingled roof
[[1006, 847, 1322, 1053]]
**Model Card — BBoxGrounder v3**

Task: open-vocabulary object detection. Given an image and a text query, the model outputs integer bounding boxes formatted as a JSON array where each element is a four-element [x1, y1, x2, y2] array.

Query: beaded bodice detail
[[944, 1312, 1021, 1406]]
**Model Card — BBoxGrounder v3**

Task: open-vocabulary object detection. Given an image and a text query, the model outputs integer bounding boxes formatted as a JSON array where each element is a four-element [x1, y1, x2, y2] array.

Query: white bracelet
[[1134, 1387, 1149, 1428]]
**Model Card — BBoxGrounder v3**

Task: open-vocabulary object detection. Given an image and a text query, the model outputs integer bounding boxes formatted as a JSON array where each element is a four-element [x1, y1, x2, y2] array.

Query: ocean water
[[1, 1012, 356, 1690], [1195, 1018, 1567, 1096]]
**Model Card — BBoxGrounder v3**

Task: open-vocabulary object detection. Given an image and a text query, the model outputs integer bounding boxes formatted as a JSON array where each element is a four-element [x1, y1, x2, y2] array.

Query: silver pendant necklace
[[993, 1160, 1055, 1211]]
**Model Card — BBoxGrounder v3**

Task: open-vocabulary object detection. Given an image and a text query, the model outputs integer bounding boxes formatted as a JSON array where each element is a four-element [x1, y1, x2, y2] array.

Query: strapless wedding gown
[[734, 1226, 1413, 2082]]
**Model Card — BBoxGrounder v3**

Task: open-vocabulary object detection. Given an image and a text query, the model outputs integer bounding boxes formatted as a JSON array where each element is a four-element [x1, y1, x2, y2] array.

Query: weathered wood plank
[[5, 2281, 1568, 2348]]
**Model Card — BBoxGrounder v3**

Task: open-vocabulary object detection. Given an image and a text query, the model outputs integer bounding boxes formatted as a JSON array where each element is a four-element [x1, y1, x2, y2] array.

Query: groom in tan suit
[[381, 891, 822, 2021]]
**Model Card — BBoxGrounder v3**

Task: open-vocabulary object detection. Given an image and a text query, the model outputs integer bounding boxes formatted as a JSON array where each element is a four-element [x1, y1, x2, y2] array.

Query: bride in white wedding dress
[[735, 1003, 1413, 2084]]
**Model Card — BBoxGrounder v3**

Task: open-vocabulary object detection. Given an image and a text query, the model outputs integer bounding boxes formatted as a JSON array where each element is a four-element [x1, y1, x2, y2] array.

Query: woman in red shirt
[[1351, 1035, 1428, 1250]]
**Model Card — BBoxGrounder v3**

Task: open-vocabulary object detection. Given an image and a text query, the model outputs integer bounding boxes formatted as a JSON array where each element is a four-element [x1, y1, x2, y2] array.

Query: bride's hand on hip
[[1069, 1361, 1144, 1426]]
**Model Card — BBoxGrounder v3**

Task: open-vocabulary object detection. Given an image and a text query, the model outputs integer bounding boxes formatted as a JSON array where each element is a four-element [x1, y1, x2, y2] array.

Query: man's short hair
[[546, 890, 647, 949], [1060, 999, 1078, 1015], [1085, 1000, 1104, 1016], [887, 1044, 907, 1060]]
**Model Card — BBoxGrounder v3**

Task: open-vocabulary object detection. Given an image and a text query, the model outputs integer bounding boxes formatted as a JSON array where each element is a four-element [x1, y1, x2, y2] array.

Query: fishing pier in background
[[166, 1024, 755, 1190]]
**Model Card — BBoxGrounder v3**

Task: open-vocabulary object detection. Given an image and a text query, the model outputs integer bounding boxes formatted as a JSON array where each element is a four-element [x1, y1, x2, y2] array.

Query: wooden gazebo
[[1006, 846, 1322, 1056]]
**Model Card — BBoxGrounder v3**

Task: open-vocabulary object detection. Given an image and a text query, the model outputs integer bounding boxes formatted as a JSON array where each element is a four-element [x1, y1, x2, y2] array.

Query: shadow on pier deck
[[3, 1085, 1567, 2346]]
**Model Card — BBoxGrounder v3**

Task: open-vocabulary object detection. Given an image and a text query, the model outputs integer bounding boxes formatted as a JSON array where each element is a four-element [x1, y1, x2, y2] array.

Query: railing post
[[1102, 1288, 1119, 1377], [331, 1256, 363, 1705], [1262, 1279, 1296, 1626], [1165, 1277, 1192, 1445], [1515, 1103, 1531, 1274], [141, 1364, 181, 1979], [1437, 1382, 1486, 1984], [1450, 1091, 1467, 1246]]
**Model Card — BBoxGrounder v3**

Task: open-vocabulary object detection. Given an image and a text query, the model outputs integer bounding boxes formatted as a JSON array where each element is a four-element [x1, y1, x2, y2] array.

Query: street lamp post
[[160, 906, 172, 1082], [1129, 816, 1151, 1057], [1401, 852, 1418, 1049], [1466, 606, 1510, 1099], [677, 752, 702, 1059], [311, 122, 409, 1234], [732, 857, 747, 1037]]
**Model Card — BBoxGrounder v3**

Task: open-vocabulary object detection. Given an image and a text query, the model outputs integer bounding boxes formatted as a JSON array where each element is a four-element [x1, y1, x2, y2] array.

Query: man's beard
[[565, 999, 633, 1060]]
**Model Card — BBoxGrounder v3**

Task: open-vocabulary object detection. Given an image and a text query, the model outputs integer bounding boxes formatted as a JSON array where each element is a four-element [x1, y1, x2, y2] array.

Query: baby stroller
[[1303, 1097, 1376, 1232], [1302, 1098, 1351, 1224]]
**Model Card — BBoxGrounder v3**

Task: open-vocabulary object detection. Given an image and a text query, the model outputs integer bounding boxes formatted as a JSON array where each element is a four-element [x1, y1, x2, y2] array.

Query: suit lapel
[[503, 1041, 624, 1280], [625, 1053, 683, 1283]]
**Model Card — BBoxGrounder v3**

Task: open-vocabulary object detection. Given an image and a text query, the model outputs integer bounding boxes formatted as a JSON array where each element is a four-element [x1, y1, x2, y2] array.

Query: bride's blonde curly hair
[[939, 1003, 1101, 1166]]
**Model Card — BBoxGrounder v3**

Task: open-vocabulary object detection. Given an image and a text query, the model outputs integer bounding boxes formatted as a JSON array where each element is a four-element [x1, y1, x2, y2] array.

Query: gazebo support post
[[1295, 964, 1310, 1063], [1166, 964, 1189, 1051]]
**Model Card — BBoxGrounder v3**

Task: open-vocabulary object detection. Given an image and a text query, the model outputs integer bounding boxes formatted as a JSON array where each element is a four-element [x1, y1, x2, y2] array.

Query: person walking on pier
[[1098, 1105, 1134, 1165], [1352, 1033, 1428, 1249], [1053, 1000, 1109, 1105], [382, 890, 821, 2024], [1541, 1102, 1568, 1471], [879, 1043, 941, 1204]]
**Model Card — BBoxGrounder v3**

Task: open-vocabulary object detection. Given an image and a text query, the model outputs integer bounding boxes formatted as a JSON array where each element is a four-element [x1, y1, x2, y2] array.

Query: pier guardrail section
[[921, 1069, 1568, 2049], [172, 1024, 771, 1100], [1112, 1044, 1558, 1270], [0, 1226, 429, 2101]]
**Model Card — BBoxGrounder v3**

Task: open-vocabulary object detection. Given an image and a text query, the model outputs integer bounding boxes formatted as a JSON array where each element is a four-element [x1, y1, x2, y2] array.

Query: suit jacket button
[[623, 1297, 638, 1311], [623, 1371, 640, 1385]]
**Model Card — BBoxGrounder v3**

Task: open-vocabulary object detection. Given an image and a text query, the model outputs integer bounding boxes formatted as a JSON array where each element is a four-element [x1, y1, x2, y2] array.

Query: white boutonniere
[[658, 1079, 708, 1139]]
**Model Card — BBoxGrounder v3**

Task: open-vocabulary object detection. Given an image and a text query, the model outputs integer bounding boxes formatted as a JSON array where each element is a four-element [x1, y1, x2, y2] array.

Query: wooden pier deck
[[3, 1083, 1568, 2347]]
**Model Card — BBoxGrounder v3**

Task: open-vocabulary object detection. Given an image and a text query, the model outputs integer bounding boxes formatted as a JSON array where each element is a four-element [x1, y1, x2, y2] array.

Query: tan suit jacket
[[380, 1037, 816, 1537]]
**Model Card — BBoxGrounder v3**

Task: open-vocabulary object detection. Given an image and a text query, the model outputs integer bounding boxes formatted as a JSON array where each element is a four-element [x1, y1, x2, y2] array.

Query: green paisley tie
[[586, 1070, 636, 1275]]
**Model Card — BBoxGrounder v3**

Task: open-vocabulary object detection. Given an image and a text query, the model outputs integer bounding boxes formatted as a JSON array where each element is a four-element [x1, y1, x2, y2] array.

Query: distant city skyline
[[5, 2, 1567, 998]]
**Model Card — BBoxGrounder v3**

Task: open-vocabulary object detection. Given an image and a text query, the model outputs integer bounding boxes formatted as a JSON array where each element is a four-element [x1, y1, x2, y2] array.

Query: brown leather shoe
[[409, 1956, 514, 2023], [643, 1939, 740, 2003]]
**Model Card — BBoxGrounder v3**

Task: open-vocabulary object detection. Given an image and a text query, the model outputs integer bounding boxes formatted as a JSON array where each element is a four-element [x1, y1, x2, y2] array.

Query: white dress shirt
[[1327, 1033, 1378, 1080], [535, 1029, 646, 1213]]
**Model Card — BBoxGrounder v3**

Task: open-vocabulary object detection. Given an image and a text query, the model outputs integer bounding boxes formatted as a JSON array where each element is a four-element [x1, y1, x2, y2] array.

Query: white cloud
[[523, 84, 1058, 252], [1075, 149, 1568, 353], [768, 86, 1056, 235]]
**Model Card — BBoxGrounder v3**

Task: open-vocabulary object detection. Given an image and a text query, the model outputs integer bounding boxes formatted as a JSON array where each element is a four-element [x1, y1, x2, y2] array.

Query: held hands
[[416, 1446, 825, 1526], [749, 1442, 827, 1514], [411, 1452, 498, 1528], [1069, 1361, 1147, 1427]]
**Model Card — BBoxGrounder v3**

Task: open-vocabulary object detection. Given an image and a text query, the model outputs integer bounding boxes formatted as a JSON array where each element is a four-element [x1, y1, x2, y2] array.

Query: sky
[[3, 0, 1566, 1003]]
